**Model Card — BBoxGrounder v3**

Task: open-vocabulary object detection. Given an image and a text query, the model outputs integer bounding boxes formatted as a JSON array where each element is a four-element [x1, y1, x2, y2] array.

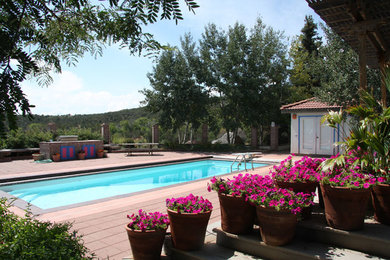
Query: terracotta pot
[[218, 193, 255, 234], [256, 206, 297, 246], [96, 150, 104, 158], [125, 225, 167, 260], [371, 183, 390, 225], [32, 153, 43, 161], [275, 180, 317, 219], [167, 209, 211, 251], [320, 183, 370, 230], [52, 153, 60, 162], [77, 152, 85, 160]]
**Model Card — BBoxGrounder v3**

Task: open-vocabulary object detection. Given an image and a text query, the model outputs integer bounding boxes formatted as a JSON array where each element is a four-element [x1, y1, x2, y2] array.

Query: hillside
[[16, 107, 156, 130]]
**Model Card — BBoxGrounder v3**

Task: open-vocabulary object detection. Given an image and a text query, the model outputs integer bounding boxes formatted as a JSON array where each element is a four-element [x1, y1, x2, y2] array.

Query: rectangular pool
[[0, 160, 267, 210]]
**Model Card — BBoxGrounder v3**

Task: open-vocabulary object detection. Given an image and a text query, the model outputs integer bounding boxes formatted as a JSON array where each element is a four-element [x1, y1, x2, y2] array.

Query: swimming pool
[[0, 160, 267, 210]]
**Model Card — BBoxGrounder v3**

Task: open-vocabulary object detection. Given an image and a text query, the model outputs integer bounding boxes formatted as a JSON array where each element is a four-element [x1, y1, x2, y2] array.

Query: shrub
[[0, 198, 93, 259]]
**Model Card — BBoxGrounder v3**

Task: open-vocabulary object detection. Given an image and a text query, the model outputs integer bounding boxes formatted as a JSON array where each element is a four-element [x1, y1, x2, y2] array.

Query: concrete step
[[163, 221, 263, 260], [213, 205, 390, 260], [296, 206, 390, 258], [214, 227, 385, 260]]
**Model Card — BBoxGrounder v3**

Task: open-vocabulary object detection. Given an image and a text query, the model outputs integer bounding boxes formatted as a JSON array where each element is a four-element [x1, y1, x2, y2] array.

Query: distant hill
[[17, 107, 156, 130]]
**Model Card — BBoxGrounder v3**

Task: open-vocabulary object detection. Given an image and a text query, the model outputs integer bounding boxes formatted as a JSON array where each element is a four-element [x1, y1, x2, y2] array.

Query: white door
[[299, 116, 335, 155]]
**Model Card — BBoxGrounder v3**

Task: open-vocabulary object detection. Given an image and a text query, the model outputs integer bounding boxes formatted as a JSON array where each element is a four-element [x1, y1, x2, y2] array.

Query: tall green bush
[[0, 198, 93, 259]]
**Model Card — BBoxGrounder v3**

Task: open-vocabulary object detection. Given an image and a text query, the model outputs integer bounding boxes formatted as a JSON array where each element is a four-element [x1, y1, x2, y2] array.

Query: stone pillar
[[101, 123, 110, 144], [270, 122, 279, 151], [152, 124, 159, 143], [251, 126, 258, 148], [201, 124, 208, 144]]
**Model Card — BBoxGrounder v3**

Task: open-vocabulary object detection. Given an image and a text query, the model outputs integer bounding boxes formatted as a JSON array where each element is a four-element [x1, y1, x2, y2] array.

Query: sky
[[21, 0, 323, 116]]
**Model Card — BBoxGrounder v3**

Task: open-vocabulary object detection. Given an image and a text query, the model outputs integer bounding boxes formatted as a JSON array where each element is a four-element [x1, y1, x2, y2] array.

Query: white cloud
[[22, 71, 143, 115]]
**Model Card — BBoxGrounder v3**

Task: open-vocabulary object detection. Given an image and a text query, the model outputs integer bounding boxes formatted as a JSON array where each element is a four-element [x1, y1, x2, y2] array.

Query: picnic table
[[120, 143, 160, 156]]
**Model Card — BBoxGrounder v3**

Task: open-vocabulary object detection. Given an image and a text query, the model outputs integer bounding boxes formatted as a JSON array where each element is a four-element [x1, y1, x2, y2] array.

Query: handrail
[[230, 152, 261, 172]]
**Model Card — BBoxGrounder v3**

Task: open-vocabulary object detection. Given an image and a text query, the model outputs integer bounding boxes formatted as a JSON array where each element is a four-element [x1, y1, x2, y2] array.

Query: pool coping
[[0, 156, 272, 215]]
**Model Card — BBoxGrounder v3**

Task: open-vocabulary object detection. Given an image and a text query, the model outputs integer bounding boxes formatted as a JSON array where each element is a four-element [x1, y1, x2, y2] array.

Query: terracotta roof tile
[[280, 98, 342, 113]]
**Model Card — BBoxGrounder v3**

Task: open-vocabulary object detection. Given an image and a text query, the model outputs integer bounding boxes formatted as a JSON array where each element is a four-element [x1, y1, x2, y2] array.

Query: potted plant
[[208, 174, 272, 234], [125, 209, 169, 260], [321, 70, 390, 225], [271, 155, 324, 218], [77, 150, 86, 160], [372, 170, 390, 224], [52, 153, 60, 162], [32, 153, 44, 161], [320, 153, 376, 230], [247, 183, 314, 246], [96, 149, 104, 158], [166, 194, 213, 251]]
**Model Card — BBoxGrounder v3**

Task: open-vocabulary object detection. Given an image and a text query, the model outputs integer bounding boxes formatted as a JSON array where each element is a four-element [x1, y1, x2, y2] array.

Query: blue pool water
[[1, 160, 266, 210]]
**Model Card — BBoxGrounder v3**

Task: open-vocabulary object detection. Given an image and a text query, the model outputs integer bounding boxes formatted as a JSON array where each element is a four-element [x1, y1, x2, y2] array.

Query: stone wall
[[40, 140, 103, 160]]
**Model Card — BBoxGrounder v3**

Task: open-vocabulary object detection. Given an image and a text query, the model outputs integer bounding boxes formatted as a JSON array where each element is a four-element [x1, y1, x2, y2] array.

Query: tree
[[301, 15, 321, 56], [312, 25, 380, 107], [289, 15, 321, 101], [198, 19, 289, 144], [245, 18, 289, 139], [0, 0, 199, 134], [141, 39, 208, 144]]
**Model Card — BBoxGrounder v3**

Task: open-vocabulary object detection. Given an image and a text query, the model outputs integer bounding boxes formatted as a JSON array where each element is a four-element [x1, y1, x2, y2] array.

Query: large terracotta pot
[[371, 183, 390, 225], [218, 193, 255, 234], [256, 206, 297, 246], [275, 180, 317, 219], [167, 209, 211, 251], [320, 184, 370, 230], [125, 225, 167, 260]]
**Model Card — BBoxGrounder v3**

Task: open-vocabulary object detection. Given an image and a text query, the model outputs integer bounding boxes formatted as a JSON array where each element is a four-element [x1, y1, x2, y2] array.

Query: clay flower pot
[[371, 183, 390, 225], [256, 206, 297, 246], [167, 209, 211, 251], [96, 149, 104, 158], [51, 153, 60, 162], [77, 152, 85, 160], [320, 184, 370, 230], [218, 193, 255, 234], [125, 225, 167, 260]]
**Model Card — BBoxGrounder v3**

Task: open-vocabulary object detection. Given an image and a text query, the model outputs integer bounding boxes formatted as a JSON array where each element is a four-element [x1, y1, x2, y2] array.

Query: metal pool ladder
[[230, 152, 262, 172]]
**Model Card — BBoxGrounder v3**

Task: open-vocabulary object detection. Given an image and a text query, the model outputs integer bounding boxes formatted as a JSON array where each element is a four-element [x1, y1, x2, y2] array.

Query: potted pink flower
[[247, 184, 314, 246], [208, 174, 273, 234], [125, 210, 169, 260], [166, 194, 212, 251], [271, 155, 324, 218], [320, 154, 376, 230]]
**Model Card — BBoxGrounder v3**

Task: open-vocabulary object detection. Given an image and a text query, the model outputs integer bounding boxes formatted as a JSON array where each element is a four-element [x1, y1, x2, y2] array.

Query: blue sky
[[22, 0, 323, 115]]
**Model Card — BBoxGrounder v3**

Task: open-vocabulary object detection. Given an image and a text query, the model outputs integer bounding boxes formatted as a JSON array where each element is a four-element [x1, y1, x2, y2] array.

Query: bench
[[120, 143, 160, 156]]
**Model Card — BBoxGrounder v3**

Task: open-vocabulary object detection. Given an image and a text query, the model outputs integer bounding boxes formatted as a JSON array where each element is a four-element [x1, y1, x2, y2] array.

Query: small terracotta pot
[[77, 153, 85, 160], [51, 153, 60, 162], [256, 206, 297, 246], [275, 180, 317, 219], [125, 225, 167, 260], [371, 183, 390, 225], [167, 209, 211, 251], [218, 193, 255, 234], [96, 151, 104, 158], [320, 184, 370, 230]]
